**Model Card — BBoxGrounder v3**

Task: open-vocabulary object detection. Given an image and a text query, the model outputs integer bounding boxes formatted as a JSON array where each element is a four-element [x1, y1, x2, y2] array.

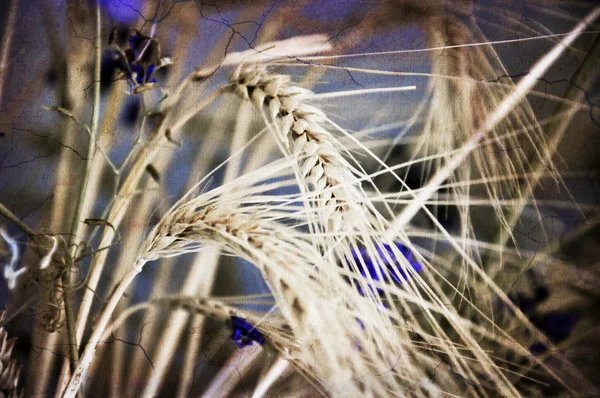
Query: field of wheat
[[0, 1, 599, 397]]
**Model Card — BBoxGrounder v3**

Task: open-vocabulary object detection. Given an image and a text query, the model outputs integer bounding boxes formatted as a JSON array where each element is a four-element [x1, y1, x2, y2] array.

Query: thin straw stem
[[64, 263, 144, 397], [0, 202, 35, 236], [251, 357, 290, 398], [140, 246, 220, 397], [0, 0, 18, 105], [57, 2, 102, 394]]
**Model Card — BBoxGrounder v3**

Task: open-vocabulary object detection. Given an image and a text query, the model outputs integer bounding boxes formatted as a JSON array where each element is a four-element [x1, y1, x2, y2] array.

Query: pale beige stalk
[[0, 0, 18, 105], [28, 3, 97, 394]]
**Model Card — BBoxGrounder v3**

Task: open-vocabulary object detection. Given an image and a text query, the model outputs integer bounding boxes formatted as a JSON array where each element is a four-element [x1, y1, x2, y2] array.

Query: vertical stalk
[[251, 357, 290, 398], [140, 247, 220, 397], [64, 264, 144, 397], [57, 0, 102, 394], [102, 178, 157, 397], [175, 313, 203, 397], [0, 0, 18, 105], [29, 3, 89, 394]]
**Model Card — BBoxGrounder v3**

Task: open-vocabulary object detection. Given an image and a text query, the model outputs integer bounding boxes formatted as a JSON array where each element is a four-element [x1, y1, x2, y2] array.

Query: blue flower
[[507, 279, 579, 355], [230, 316, 265, 348], [102, 26, 170, 94], [350, 242, 423, 296], [540, 312, 579, 343], [527, 312, 579, 356], [529, 342, 547, 355]]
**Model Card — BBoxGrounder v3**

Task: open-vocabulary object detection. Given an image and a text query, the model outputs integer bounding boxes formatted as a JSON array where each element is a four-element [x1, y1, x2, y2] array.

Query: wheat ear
[[65, 169, 411, 397], [229, 65, 371, 233]]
